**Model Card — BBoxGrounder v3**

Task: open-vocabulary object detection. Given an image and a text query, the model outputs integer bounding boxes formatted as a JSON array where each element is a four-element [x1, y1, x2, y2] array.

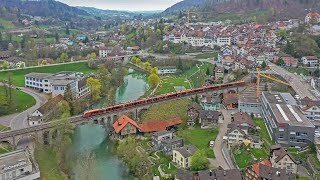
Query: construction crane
[[256, 68, 291, 97], [185, 10, 211, 27]]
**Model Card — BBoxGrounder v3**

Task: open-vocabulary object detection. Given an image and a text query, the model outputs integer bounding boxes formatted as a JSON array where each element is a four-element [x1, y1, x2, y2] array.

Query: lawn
[[297, 177, 310, 180], [0, 143, 13, 155], [0, 124, 10, 131], [140, 99, 191, 122], [254, 118, 273, 147], [234, 150, 253, 169], [155, 76, 190, 95], [185, 62, 213, 88], [0, 62, 95, 86], [287, 66, 309, 76], [0, 18, 15, 30], [34, 144, 66, 180], [0, 86, 36, 114], [177, 127, 218, 158], [195, 53, 218, 59], [251, 148, 268, 160]]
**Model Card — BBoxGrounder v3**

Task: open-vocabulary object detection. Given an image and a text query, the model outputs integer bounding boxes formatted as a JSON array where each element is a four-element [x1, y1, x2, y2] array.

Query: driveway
[[213, 109, 237, 170]]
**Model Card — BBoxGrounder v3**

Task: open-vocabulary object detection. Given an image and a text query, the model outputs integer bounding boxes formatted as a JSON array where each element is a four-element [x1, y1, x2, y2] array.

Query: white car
[[210, 141, 215, 147]]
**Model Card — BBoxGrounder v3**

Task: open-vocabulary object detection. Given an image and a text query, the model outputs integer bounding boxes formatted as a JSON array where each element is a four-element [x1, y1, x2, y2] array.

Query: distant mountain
[[163, 0, 207, 14], [0, 0, 88, 19], [77, 6, 134, 16]]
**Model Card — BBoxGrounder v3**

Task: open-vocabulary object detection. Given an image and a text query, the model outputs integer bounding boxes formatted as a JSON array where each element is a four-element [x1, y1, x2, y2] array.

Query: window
[[54, 86, 58, 90], [60, 86, 65, 90], [296, 132, 300, 137], [20, 168, 24, 173], [279, 128, 284, 132], [12, 170, 16, 177], [279, 134, 284, 139]]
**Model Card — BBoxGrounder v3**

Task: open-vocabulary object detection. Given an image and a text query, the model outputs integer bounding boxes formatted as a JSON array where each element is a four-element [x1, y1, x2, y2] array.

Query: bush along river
[[70, 68, 149, 180]]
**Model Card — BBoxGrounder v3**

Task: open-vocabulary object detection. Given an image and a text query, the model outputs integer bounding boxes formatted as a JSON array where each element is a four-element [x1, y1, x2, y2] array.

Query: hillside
[[77, 6, 133, 16], [163, 0, 207, 13], [165, 0, 320, 21], [0, 0, 88, 19]]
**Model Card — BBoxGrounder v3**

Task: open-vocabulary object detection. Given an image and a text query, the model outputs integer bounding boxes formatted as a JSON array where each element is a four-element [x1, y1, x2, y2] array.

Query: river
[[71, 68, 149, 180]]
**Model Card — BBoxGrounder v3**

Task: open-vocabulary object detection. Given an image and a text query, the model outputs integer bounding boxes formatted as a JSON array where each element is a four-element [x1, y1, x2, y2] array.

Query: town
[[2, 0, 320, 180]]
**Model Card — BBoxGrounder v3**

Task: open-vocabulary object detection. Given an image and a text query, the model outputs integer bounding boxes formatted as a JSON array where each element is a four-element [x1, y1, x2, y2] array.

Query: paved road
[[214, 109, 237, 170], [0, 86, 47, 130], [269, 63, 317, 100]]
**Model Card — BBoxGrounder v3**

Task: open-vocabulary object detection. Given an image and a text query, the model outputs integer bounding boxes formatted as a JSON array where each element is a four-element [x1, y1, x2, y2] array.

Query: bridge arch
[[16, 134, 36, 148], [0, 140, 13, 147]]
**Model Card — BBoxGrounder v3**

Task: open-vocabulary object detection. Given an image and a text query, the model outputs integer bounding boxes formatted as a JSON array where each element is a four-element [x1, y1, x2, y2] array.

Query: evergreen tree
[[66, 25, 70, 35], [64, 84, 73, 103], [55, 32, 59, 42], [83, 36, 89, 44]]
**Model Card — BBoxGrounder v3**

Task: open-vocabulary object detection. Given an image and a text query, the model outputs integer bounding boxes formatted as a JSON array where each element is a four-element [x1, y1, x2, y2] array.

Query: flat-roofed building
[[238, 95, 262, 115], [260, 92, 315, 148], [0, 148, 40, 180]]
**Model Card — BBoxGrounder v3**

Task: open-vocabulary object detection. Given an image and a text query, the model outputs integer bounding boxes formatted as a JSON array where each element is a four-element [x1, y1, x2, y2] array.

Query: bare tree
[[75, 150, 100, 180]]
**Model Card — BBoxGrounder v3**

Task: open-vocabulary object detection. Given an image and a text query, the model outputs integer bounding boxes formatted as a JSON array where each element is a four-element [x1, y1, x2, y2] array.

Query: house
[[270, 144, 298, 174], [200, 95, 221, 111], [99, 47, 113, 58], [140, 117, 182, 133], [226, 125, 246, 146], [199, 110, 220, 127], [76, 34, 87, 41], [0, 51, 12, 59], [305, 12, 320, 24], [273, 53, 298, 67], [223, 93, 238, 109], [158, 66, 177, 75], [229, 112, 256, 134], [29, 95, 64, 124], [301, 56, 318, 67], [197, 168, 242, 180], [187, 103, 200, 126], [215, 67, 224, 81], [173, 144, 198, 169], [127, 46, 141, 52], [112, 115, 142, 139], [299, 96, 320, 121], [175, 169, 195, 180], [243, 159, 289, 180], [152, 130, 183, 154]]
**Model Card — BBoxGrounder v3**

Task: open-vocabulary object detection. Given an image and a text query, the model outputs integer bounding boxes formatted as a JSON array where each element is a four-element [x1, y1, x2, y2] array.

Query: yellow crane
[[256, 68, 290, 97], [185, 10, 211, 26]]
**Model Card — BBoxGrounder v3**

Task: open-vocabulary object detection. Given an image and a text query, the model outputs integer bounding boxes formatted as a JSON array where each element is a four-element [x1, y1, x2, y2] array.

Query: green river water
[[71, 69, 149, 180]]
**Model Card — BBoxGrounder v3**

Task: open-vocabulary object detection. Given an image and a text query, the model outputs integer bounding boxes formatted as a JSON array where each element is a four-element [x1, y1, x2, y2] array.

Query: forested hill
[[163, 0, 207, 14], [164, 0, 320, 20], [0, 0, 88, 19]]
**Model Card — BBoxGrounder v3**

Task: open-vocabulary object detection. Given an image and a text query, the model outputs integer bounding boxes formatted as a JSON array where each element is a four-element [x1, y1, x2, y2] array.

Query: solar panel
[[287, 105, 303, 122], [276, 104, 290, 121]]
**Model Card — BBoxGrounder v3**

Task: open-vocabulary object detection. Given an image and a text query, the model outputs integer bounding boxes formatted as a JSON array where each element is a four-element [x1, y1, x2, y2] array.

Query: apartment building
[[260, 92, 315, 148], [99, 47, 112, 58], [270, 144, 298, 174]]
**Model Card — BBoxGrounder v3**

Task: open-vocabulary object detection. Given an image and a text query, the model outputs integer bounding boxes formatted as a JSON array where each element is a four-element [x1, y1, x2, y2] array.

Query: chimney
[[276, 171, 280, 176], [210, 170, 212, 176]]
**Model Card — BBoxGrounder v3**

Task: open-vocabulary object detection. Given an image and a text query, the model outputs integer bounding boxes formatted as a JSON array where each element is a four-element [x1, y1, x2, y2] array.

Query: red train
[[82, 81, 246, 118]]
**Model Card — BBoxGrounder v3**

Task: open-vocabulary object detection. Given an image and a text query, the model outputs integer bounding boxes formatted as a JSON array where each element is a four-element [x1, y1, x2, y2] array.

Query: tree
[[191, 149, 209, 171], [90, 52, 96, 59], [86, 77, 101, 101], [2, 61, 9, 69], [76, 150, 99, 180], [59, 53, 68, 62], [55, 32, 59, 42], [275, 57, 285, 66], [206, 67, 211, 76], [315, 68, 320, 77], [148, 73, 160, 88], [261, 61, 267, 69], [97, 65, 110, 97], [66, 25, 70, 35], [83, 36, 89, 44], [64, 85, 74, 104]]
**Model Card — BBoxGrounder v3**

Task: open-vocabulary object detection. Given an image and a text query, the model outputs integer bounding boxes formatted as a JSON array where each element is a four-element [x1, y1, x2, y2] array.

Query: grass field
[[34, 144, 66, 180], [297, 176, 311, 180], [140, 99, 191, 122], [0, 143, 13, 155], [188, 63, 213, 88], [0, 124, 10, 131], [155, 76, 190, 95], [0, 62, 95, 87], [251, 148, 268, 160], [195, 53, 218, 59], [177, 128, 218, 158], [0, 18, 15, 30], [234, 150, 252, 169], [254, 118, 273, 146], [287, 66, 309, 76], [0, 86, 36, 114]]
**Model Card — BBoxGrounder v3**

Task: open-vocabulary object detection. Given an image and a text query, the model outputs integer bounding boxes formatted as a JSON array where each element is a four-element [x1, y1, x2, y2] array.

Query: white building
[[301, 56, 318, 67], [0, 148, 40, 180], [305, 12, 320, 24], [99, 47, 113, 58], [158, 66, 177, 75], [215, 36, 232, 46]]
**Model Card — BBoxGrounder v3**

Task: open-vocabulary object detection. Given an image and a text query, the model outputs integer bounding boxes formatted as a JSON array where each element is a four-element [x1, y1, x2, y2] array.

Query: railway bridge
[[0, 81, 249, 147]]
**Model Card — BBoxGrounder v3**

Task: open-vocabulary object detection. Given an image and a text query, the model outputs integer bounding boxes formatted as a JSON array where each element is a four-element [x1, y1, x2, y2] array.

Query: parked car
[[210, 141, 215, 147], [15, 87, 21, 90]]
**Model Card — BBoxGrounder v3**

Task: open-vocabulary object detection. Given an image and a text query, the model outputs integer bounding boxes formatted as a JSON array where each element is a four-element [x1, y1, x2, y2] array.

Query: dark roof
[[215, 169, 242, 180], [78, 77, 88, 89], [188, 102, 201, 111], [175, 169, 195, 180], [161, 136, 183, 144], [175, 144, 198, 158], [232, 112, 255, 127], [258, 164, 288, 180], [197, 170, 216, 180], [37, 95, 64, 115], [152, 130, 171, 137], [199, 110, 220, 120], [270, 144, 297, 164], [227, 125, 246, 135], [223, 93, 238, 105]]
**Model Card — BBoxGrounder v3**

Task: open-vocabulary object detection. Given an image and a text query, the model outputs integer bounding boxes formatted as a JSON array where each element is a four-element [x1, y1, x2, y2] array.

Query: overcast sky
[[58, 0, 183, 11]]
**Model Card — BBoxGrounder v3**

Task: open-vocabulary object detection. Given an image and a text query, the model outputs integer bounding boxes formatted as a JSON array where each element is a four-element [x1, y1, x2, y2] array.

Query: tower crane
[[185, 10, 211, 27], [256, 68, 291, 97]]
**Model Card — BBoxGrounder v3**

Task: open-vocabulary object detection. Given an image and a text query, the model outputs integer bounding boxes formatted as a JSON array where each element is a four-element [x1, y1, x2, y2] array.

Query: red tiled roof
[[252, 159, 271, 176], [112, 115, 141, 133], [223, 93, 238, 105], [140, 117, 182, 133]]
